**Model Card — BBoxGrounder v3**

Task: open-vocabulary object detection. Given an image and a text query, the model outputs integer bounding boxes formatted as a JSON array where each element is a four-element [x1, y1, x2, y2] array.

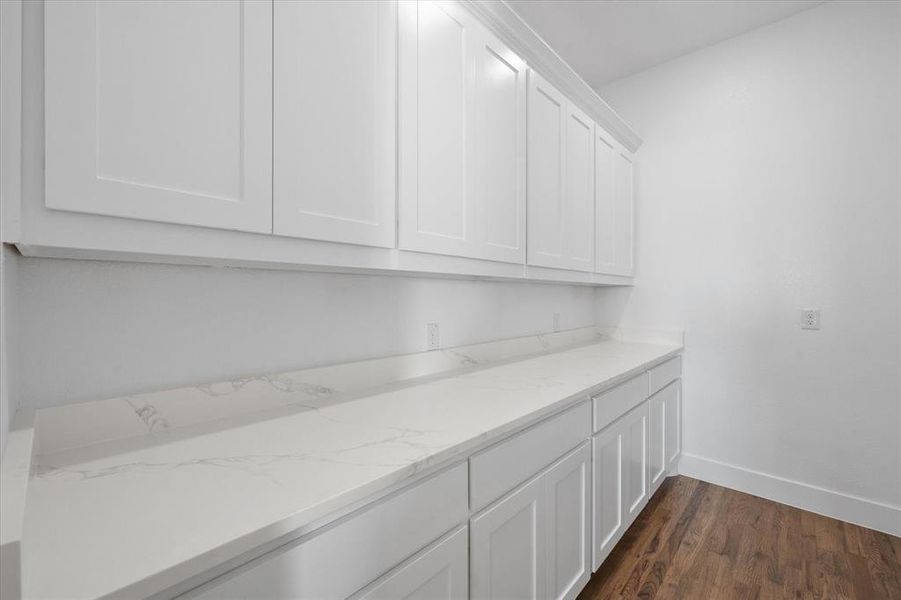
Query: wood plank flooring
[[577, 476, 901, 600]]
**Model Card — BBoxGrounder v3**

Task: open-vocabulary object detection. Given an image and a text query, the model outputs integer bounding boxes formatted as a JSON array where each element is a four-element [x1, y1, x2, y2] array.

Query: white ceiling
[[507, 0, 825, 88]]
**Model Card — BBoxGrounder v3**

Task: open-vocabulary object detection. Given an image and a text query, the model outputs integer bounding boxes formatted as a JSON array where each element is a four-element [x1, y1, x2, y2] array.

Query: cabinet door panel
[[648, 391, 666, 495], [613, 150, 636, 275], [417, 1, 467, 240], [623, 403, 649, 526], [399, 2, 525, 262], [594, 130, 617, 274], [45, 0, 272, 232], [664, 381, 682, 471], [545, 443, 590, 600], [354, 526, 469, 600], [595, 129, 635, 276], [527, 73, 567, 268], [473, 34, 527, 263], [591, 425, 623, 571], [564, 105, 594, 272], [470, 474, 546, 600], [527, 72, 595, 272], [274, 0, 396, 247], [399, 0, 468, 254]]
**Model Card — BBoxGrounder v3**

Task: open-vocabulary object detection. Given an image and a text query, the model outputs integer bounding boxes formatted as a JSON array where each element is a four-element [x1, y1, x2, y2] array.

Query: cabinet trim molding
[[460, 0, 642, 153]]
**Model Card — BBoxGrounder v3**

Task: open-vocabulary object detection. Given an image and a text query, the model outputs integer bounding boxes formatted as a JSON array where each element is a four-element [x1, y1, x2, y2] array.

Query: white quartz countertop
[[22, 337, 681, 599]]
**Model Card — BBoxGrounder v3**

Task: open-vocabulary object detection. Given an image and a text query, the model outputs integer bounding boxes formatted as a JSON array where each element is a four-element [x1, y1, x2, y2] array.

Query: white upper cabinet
[[564, 104, 596, 272], [527, 72, 595, 272], [273, 0, 396, 247], [45, 0, 272, 233], [399, 0, 527, 263], [595, 127, 636, 276], [34, 0, 641, 283], [527, 72, 566, 269]]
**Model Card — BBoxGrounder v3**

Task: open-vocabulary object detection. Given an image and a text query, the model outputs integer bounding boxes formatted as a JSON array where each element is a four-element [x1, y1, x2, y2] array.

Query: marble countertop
[[21, 335, 681, 599]]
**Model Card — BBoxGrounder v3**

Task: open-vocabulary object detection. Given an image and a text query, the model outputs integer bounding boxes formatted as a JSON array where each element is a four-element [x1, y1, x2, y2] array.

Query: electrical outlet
[[427, 322, 440, 350], [800, 308, 821, 330], [553, 312, 561, 332]]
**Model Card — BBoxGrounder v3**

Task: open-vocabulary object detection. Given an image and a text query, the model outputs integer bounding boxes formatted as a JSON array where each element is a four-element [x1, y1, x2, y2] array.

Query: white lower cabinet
[[353, 526, 469, 600], [591, 422, 624, 571], [545, 444, 591, 600], [648, 389, 667, 495], [188, 363, 681, 600], [470, 442, 590, 600], [662, 380, 682, 474], [470, 466, 546, 600], [192, 463, 468, 599], [591, 400, 649, 572], [591, 366, 682, 575], [622, 402, 649, 529], [649, 378, 683, 496]]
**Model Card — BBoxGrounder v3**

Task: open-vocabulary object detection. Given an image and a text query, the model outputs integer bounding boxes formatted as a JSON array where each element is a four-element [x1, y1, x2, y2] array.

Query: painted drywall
[[0, 0, 22, 458], [598, 0, 900, 518], [14, 258, 595, 409]]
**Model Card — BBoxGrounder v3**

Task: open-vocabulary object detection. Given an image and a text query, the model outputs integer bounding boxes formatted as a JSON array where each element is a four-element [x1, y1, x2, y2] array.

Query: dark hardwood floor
[[577, 476, 901, 599]]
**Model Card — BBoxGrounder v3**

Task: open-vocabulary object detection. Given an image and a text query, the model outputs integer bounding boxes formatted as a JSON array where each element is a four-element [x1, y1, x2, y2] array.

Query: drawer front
[[592, 374, 647, 433], [195, 463, 468, 600], [470, 401, 591, 512], [352, 525, 469, 600], [648, 356, 681, 396]]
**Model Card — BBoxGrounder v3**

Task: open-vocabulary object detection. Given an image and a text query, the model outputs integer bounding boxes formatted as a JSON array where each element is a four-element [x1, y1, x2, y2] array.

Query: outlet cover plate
[[800, 308, 821, 330]]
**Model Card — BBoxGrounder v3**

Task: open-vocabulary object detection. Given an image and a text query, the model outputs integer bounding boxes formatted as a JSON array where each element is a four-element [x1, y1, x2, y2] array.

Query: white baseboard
[[677, 453, 901, 537]]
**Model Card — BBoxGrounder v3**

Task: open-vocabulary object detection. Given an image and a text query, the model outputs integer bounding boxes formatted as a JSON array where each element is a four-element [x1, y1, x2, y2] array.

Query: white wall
[[15, 258, 595, 409], [598, 0, 900, 525], [0, 0, 22, 456]]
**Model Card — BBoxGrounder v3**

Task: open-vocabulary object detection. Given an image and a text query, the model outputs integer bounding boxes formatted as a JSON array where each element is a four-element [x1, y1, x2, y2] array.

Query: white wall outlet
[[553, 312, 560, 332], [427, 322, 440, 350], [800, 308, 821, 330]]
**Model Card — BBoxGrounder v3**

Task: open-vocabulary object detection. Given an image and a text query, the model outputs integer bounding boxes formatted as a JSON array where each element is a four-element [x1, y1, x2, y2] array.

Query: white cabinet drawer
[[648, 356, 681, 396], [470, 401, 590, 512], [352, 526, 468, 600], [592, 374, 647, 433], [195, 463, 468, 600]]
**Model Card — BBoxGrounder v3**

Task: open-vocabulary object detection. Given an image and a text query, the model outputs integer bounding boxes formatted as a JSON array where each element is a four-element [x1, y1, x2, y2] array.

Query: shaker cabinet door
[[45, 0, 272, 232], [544, 443, 591, 600], [592, 424, 624, 571], [399, 0, 526, 262], [612, 149, 636, 275], [648, 389, 667, 495], [594, 129, 635, 276], [526, 72, 568, 270], [622, 402, 649, 528], [664, 380, 682, 472], [527, 72, 595, 272], [470, 474, 546, 600], [273, 0, 396, 247], [563, 104, 595, 272]]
